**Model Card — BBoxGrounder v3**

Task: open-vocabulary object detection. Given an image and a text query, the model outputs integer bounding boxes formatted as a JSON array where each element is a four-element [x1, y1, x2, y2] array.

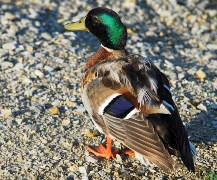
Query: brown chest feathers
[[85, 46, 128, 72]]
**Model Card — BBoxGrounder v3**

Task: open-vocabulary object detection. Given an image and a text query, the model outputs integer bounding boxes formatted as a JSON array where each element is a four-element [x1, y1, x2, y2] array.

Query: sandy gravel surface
[[0, 0, 217, 179]]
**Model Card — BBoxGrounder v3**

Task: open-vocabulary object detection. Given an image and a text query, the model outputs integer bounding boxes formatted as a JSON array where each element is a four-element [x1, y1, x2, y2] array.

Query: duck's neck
[[84, 45, 128, 72]]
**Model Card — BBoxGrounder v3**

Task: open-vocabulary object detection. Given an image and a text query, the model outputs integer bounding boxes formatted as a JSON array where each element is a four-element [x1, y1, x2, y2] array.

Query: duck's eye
[[92, 16, 99, 23]]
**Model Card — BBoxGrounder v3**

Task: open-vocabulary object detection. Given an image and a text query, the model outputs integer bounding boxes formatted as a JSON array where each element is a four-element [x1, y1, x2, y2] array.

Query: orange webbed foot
[[86, 137, 119, 159], [123, 149, 135, 156]]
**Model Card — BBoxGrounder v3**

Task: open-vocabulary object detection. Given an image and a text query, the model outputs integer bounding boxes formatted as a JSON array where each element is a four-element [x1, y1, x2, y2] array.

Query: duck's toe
[[123, 149, 135, 156], [86, 145, 119, 159], [86, 137, 119, 159]]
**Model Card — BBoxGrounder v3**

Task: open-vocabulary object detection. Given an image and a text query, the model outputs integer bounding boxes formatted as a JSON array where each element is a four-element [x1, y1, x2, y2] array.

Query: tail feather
[[134, 151, 154, 167], [189, 141, 197, 160]]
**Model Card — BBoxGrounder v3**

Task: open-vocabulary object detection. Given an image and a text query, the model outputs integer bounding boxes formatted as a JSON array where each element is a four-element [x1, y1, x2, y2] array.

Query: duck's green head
[[64, 7, 127, 50]]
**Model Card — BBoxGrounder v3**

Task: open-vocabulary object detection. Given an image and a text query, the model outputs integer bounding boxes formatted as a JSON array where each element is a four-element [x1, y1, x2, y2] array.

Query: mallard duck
[[64, 7, 197, 173]]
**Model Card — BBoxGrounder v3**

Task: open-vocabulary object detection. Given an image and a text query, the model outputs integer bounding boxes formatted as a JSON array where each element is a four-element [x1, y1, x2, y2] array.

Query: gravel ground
[[0, 0, 217, 179]]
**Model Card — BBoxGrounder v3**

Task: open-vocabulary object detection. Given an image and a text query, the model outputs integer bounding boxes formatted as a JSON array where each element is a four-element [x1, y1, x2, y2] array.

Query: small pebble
[[41, 32, 52, 40], [210, 103, 217, 110], [13, 63, 23, 70], [1, 61, 14, 70], [0, 109, 12, 118], [68, 165, 78, 172], [207, 44, 217, 50], [34, 70, 44, 78], [22, 78, 32, 85], [84, 129, 98, 137], [196, 69, 206, 81], [65, 100, 76, 107], [2, 42, 16, 50], [86, 156, 97, 163], [75, 106, 86, 112], [116, 154, 122, 163], [114, 171, 119, 176], [79, 166, 88, 174], [81, 175, 89, 180], [44, 65, 53, 71], [26, 46, 33, 52], [164, 60, 174, 68], [50, 107, 60, 115], [197, 104, 207, 111], [5, 12, 15, 20], [178, 73, 185, 79], [61, 119, 70, 126]]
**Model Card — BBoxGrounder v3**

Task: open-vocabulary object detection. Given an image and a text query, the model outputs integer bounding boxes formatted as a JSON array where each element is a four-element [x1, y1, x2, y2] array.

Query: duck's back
[[81, 54, 196, 173]]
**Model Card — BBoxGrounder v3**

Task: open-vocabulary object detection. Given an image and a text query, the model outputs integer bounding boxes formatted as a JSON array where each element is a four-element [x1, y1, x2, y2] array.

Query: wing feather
[[103, 112, 174, 173]]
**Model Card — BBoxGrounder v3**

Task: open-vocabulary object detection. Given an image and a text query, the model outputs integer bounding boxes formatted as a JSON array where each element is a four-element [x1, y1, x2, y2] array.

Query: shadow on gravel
[[186, 107, 217, 144]]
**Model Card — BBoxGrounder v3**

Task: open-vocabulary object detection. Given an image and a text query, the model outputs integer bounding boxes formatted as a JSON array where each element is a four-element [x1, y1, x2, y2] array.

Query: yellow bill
[[64, 17, 88, 31]]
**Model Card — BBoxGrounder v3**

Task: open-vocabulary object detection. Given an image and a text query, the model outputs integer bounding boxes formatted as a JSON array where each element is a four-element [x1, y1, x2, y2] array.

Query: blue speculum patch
[[105, 95, 134, 118]]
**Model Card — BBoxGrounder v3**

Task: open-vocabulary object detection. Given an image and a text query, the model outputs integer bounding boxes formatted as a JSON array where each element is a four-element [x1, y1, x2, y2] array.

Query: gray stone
[[79, 166, 88, 174], [86, 156, 97, 163], [197, 104, 207, 111], [2, 42, 16, 50], [210, 103, 217, 110], [1, 61, 14, 70]]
